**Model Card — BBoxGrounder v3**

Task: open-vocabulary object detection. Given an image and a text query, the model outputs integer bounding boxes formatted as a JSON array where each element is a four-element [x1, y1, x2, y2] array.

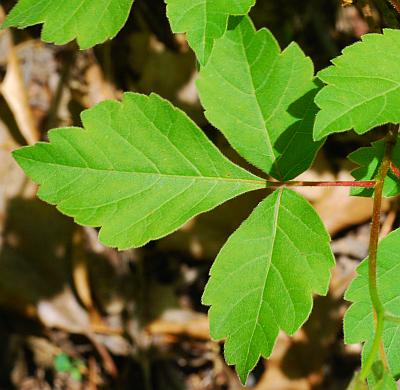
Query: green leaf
[[70, 367, 82, 382], [2, 0, 134, 49], [370, 361, 397, 390], [54, 354, 72, 373], [202, 188, 335, 383], [344, 228, 400, 380], [165, 0, 255, 65], [13, 92, 264, 250], [347, 372, 369, 390], [349, 137, 400, 198], [314, 29, 400, 140], [197, 16, 323, 181], [346, 367, 397, 390], [372, 371, 397, 390]]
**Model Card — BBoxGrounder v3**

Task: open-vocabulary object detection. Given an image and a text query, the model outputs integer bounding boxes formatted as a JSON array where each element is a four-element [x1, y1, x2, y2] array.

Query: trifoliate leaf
[[349, 137, 400, 197], [197, 16, 323, 181], [314, 29, 400, 140], [202, 188, 335, 383], [165, 0, 255, 65], [2, 0, 134, 49], [13, 92, 265, 250], [344, 228, 400, 379]]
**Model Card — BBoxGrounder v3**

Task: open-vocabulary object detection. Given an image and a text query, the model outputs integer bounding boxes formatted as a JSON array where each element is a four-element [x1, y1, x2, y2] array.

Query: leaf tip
[[11, 145, 31, 165], [237, 369, 250, 386], [312, 120, 326, 141]]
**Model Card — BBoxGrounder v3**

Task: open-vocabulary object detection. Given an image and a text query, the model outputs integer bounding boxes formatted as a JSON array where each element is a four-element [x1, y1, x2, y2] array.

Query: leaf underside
[[344, 228, 400, 380], [165, 0, 255, 65], [13, 92, 265, 250], [349, 136, 400, 198], [2, 0, 134, 48], [203, 188, 335, 383], [314, 29, 400, 140], [197, 16, 323, 181]]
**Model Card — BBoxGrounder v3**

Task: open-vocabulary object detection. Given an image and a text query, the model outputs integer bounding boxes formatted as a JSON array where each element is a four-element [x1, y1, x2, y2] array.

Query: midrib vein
[[323, 83, 400, 130], [243, 189, 282, 368], [238, 26, 281, 177], [17, 155, 266, 186]]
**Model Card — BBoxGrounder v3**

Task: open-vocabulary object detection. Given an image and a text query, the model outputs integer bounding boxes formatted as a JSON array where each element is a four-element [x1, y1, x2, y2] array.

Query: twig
[[373, 0, 400, 27], [387, 0, 400, 14], [85, 333, 118, 378], [360, 125, 399, 380]]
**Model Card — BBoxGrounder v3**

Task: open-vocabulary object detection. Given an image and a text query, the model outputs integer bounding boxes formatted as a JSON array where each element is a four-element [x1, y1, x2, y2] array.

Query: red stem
[[387, 0, 400, 14], [267, 180, 376, 188], [390, 161, 400, 178]]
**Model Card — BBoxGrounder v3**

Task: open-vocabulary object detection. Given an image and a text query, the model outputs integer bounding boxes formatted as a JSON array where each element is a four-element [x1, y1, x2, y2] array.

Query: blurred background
[[0, 0, 399, 388]]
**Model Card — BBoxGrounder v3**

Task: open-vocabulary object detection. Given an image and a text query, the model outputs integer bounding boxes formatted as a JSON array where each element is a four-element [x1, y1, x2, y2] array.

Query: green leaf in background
[[344, 228, 400, 380], [13, 93, 265, 250], [349, 137, 400, 198], [197, 16, 323, 181], [314, 29, 400, 140], [202, 188, 335, 383], [165, 0, 255, 65], [54, 354, 73, 373], [54, 354, 83, 381], [70, 367, 82, 382], [2, 0, 134, 49]]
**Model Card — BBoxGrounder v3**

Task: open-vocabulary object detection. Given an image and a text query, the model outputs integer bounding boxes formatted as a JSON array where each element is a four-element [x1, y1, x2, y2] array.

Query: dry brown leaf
[[84, 60, 119, 106], [147, 310, 210, 341], [0, 34, 40, 145], [314, 170, 389, 236], [254, 334, 311, 390]]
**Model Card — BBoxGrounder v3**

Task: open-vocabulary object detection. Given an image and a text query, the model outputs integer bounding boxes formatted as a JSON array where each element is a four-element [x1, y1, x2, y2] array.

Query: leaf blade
[[203, 188, 334, 383], [13, 92, 265, 250], [2, 0, 134, 48], [349, 137, 400, 198], [344, 228, 400, 379], [314, 29, 400, 140], [165, 0, 255, 65], [197, 16, 323, 180]]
